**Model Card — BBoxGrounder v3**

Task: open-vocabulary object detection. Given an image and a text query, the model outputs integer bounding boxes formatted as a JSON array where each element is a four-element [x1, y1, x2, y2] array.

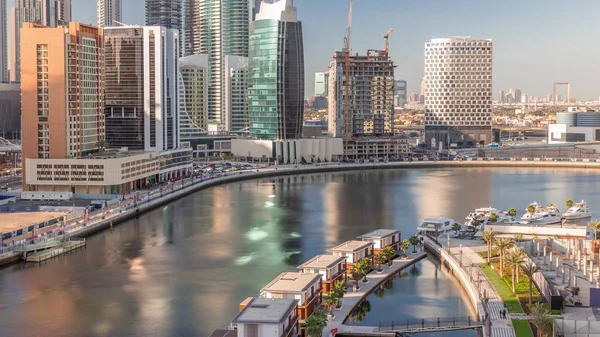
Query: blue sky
[[14, 0, 600, 100]]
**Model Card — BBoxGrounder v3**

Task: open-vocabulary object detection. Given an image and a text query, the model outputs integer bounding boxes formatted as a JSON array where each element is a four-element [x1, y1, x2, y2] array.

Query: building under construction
[[327, 50, 396, 138]]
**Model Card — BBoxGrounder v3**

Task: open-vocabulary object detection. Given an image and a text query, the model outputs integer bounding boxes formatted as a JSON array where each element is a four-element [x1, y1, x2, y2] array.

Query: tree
[[489, 212, 499, 223], [529, 302, 552, 337], [400, 240, 410, 258], [482, 229, 496, 263], [409, 235, 420, 253], [522, 262, 540, 305], [356, 257, 372, 282], [332, 280, 346, 307], [322, 292, 338, 316], [374, 252, 385, 271], [305, 310, 328, 337], [220, 153, 227, 161], [452, 223, 462, 235], [495, 237, 515, 277], [95, 139, 107, 151], [514, 233, 524, 248], [527, 204, 536, 216], [566, 199, 574, 208], [382, 246, 396, 266], [351, 268, 364, 291], [508, 208, 517, 217], [506, 250, 525, 293], [589, 221, 600, 240]]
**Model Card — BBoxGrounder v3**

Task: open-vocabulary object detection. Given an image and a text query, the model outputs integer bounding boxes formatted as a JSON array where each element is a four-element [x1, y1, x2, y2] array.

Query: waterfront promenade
[[321, 251, 427, 336]]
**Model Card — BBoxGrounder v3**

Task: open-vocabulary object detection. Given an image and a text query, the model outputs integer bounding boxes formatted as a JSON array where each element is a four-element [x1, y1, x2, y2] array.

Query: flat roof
[[358, 229, 400, 239], [297, 254, 347, 270], [262, 272, 321, 293], [208, 330, 238, 337], [329, 240, 374, 253], [232, 298, 298, 324]]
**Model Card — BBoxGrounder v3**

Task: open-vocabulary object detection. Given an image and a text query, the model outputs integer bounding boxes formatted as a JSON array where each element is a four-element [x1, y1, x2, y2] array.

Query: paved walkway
[[322, 252, 427, 337], [448, 239, 516, 337]]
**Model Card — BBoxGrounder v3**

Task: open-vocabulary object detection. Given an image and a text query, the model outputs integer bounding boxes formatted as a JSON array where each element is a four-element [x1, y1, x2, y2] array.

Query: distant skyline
[[9, 0, 600, 100]]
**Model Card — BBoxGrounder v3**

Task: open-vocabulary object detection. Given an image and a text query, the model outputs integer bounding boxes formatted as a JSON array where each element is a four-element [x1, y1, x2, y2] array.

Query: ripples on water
[[0, 167, 597, 336]]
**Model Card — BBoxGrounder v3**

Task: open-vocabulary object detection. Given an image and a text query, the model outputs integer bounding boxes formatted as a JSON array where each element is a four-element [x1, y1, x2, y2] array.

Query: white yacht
[[520, 202, 562, 225], [563, 201, 592, 220], [465, 207, 511, 226], [417, 218, 456, 237]]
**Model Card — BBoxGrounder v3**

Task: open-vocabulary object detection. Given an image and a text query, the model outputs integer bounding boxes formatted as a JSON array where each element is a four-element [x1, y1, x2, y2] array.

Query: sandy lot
[[0, 212, 66, 233]]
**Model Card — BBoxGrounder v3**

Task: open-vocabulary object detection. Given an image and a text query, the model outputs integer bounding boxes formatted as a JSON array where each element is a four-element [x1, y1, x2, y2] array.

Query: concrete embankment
[[3, 159, 600, 268]]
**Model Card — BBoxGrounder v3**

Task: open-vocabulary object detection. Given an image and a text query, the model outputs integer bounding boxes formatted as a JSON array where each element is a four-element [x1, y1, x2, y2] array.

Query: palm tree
[[495, 237, 515, 277], [482, 229, 496, 263], [514, 233, 524, 248], [305, 310, 328, 337], [527, 204, 536, 216], [566, 199, 574, 208], [351, 269, 363, 291], [382, 246, 396, 266], [508, 208, 517, 217], [522, 262, 540, 305], [374, 252, 385, 271], [322, 292, 338, 316], [356, 257, 371, 282], [589, 221, 600, 240], [506, 250, 525, 293], [529, 302, 552, 337], [400, 240, 410, 258], [332, 280, 346, 307], [409, 235, 420, 253], [452, 222, 462, 235], [489, 212, 499, 223]]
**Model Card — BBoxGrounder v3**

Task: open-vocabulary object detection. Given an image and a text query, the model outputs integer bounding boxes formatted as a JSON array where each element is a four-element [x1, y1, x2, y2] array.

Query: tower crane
[[383, 28, 393, 57]]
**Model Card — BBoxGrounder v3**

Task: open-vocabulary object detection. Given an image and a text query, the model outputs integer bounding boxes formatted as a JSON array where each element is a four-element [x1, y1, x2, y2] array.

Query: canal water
[[0, 167, 598, 337]]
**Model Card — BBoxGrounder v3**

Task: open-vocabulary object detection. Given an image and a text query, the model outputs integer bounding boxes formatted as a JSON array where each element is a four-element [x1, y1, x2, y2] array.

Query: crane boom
[[383, 28, 393, 56]]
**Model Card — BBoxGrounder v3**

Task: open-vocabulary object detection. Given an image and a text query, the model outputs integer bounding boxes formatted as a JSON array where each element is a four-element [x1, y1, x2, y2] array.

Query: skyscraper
[[394, 80, 407, 107], [248, 0, 303, 140], [186, 0, 249, 127], [179, 54, 209, 140], [10, 0, 37, 82], [20, 22, 104, 184], [224, 55, 248, 133], [145, 0, 182, 51], [424, 37, 493, 148], [0, 0, 7, 82], [103, 26, 180, 151], [97, 0, 121, 28], [314, 72, 328, 97]]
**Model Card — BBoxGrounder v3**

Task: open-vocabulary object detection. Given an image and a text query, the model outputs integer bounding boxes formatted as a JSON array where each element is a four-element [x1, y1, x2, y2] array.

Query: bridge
[[0, 137, 21, 152], [394, 125, 546, 133], [374, 316, 483, 334], [13, 239, 63, 253]]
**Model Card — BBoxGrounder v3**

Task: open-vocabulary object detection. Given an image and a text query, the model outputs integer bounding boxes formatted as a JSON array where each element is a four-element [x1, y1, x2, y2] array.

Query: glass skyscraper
[[145, 0, 182, 52], [248, 0, 304, 140]]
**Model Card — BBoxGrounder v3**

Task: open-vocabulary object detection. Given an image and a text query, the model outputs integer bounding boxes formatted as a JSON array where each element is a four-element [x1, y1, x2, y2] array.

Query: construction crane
[[383, 28, 393, 57], [343, 1, 353, 141]]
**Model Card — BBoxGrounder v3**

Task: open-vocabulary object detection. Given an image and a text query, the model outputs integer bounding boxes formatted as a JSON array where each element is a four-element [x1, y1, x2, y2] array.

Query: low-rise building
[[344, 138, 410, 160], [358, 229, 401, 255], [329, 240, 374, 275], [231, 138, 344, 164], [297, 254, 347, 293], [232, 297, 299, 337], [260, 272, 322, 323]]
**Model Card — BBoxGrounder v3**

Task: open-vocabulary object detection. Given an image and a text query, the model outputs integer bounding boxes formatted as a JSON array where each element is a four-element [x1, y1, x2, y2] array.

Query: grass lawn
[[479, 264, 524, 314], [512, 319, 533, 337]]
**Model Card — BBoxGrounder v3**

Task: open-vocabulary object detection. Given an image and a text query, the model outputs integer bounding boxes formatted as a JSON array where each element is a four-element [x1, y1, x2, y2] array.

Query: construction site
[[328, 2, 406, 160]]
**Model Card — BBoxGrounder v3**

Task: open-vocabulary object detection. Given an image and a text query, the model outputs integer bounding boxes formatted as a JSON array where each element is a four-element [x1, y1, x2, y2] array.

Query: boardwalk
[[321, 252, 427, 337], [449, 243, 516, 337]]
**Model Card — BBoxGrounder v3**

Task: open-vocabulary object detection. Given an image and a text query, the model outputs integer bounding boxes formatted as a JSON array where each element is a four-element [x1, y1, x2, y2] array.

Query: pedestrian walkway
[[321, 252, 427, 337], [448, 242, 516, 337]]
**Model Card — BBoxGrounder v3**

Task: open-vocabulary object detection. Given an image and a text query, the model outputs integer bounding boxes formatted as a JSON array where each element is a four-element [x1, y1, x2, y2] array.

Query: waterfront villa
[[260, 272, 322, 323], [329, 240, 374, 275], [230, 297, 299, 337], [297, 254, 347, 293], [357, 229, 401, 255]]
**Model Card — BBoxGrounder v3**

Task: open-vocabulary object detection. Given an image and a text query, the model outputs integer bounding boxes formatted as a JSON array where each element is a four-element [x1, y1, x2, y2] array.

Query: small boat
[[563, 200, 592, 220], [520, 202, 562, 225], [417, 217, 456, 237]]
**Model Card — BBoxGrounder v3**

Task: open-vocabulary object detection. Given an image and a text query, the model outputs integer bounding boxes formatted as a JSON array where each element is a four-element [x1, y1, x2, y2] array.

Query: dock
[[23, 239, 86, 263]]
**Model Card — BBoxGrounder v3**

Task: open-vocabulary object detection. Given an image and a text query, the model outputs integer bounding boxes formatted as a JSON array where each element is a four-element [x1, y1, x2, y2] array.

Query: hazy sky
[[14, 0, 600, 100]]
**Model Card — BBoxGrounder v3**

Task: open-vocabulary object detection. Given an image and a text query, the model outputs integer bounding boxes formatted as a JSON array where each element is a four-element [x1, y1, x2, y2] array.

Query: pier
[[23, 239, 86, 263]]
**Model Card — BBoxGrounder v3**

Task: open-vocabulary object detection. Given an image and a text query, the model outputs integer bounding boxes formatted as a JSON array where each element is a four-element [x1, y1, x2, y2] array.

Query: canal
[[0, 167, 598, 336]]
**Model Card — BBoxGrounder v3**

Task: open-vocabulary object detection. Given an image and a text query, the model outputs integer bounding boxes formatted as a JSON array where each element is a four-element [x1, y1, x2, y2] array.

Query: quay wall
[[4, 159, 600, 268]]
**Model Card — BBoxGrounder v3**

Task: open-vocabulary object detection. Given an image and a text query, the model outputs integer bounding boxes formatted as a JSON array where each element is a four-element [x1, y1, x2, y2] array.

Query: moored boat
[[563, 200, 592, 220]]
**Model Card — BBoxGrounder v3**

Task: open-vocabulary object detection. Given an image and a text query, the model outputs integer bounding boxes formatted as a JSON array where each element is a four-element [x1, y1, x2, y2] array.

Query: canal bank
[[3, 159, 600, 268]]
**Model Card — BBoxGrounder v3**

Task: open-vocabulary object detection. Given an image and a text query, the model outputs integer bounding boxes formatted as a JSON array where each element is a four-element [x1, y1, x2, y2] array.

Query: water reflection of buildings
[[412, 168, 491, 223]]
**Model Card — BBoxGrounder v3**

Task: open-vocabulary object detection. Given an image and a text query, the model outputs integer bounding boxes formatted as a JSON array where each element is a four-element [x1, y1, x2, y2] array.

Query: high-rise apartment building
[[394, 80, 407, 107], [20, 22, 104, 185], [145, 0, 182, 52], [248, 0, 304, 140], [224, 55, 248, 133], [424, 37, 493, 148], [314, 72, 328, 97], [186, 0, 249, 128], [97, 0, 121, 28], [0, 0, 6, 82], [56, 0, 71, 24], [328, 51, 395, 138], [179, 54, 208, 140], [498, 90, 505, 103], [103, 26, 180, 152]]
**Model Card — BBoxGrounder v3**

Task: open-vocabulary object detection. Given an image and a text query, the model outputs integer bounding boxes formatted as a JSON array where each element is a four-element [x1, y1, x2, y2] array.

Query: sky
[[14, 0, 600, 100]]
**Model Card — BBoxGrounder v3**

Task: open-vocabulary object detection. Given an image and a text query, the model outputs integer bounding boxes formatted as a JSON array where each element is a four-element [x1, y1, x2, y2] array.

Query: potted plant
[[409, 235, 420, 253], [400, 240, 410, 258], [374, 252, 385, 272]]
